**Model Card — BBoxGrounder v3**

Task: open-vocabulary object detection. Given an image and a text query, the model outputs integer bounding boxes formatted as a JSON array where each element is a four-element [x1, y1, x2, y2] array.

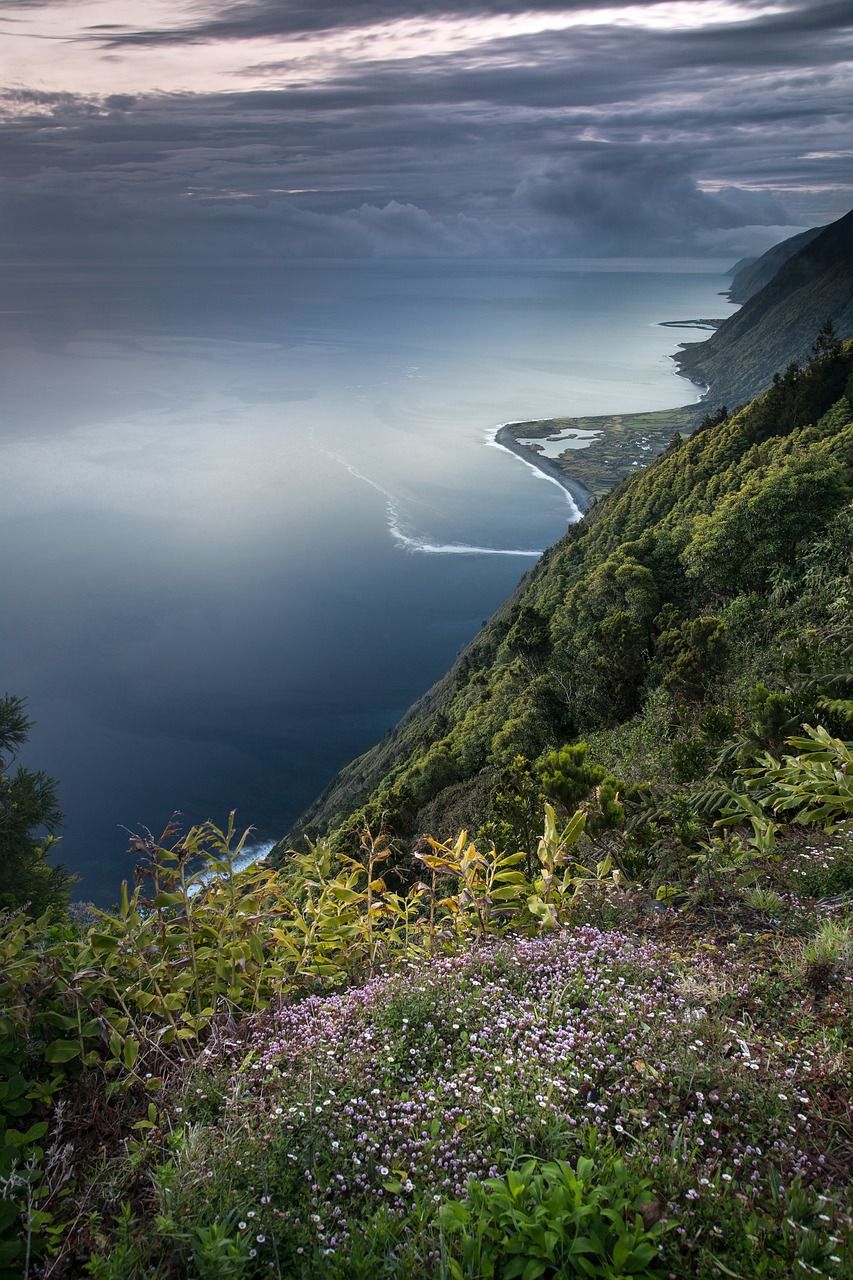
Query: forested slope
[[275, 334, 853, 864]]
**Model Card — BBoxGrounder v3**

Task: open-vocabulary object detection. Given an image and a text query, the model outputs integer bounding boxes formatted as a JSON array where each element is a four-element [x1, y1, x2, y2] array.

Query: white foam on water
[[485, 424, 584, 522], [188, 839, 277, 896], [314, 438, 543, 557]]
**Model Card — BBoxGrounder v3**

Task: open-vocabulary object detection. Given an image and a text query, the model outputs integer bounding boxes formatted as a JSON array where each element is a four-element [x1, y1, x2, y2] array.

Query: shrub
[[439, 1148, 667, 1279]]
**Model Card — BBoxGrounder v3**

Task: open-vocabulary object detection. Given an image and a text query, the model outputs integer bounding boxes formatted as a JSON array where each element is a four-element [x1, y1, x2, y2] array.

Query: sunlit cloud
[[0, 0, 849, 258], [2, 0, 792, 96]]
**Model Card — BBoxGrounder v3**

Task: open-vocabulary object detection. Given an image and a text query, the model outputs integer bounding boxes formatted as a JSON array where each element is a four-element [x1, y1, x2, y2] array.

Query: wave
[[188, 839, 277, 896], [485, 423, 584, 521], [313, 437, 543, 558]]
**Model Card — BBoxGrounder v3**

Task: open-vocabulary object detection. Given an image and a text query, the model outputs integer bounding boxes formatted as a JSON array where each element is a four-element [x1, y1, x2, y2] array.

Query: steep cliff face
[[727, 225, 824, 303], [275, 337, 853, 863], [676, 207, 853, 408]]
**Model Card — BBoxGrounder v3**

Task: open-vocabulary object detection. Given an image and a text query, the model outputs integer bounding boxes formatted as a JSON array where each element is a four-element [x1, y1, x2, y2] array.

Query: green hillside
[[277, 332, 853, 864]]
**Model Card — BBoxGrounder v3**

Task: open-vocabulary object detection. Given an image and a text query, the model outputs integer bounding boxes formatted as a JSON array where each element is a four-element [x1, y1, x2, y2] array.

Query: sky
[[2, 0, 852, 263]]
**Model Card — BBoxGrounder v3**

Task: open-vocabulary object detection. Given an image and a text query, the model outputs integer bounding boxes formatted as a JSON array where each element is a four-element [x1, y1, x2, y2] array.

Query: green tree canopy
[[0, 694, 70, 917]]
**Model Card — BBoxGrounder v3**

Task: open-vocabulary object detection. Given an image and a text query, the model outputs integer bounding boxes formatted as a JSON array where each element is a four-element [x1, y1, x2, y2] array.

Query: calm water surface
[[0, 259, 736, 902]]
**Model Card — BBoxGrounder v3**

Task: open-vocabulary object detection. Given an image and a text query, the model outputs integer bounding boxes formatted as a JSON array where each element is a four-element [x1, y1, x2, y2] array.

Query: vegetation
[[1, 782, 852, 1277], [283, 331, 853, 867], [3, 329, 853, 1277], [0, 695, 70, 919], [505, 405, 703, 499]]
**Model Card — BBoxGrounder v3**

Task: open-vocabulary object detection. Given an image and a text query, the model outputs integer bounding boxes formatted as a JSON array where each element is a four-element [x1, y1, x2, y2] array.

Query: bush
[[440, 1148, 667, 1279]]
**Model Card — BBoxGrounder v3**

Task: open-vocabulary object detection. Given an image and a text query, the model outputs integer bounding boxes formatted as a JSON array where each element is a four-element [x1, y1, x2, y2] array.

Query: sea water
[[0, 257, 736, 902]]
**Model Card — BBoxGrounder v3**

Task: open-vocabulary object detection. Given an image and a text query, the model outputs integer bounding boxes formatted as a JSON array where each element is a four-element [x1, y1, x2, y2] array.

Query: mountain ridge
[[726, 225, 825, 303], [675, 207, 853, 408]]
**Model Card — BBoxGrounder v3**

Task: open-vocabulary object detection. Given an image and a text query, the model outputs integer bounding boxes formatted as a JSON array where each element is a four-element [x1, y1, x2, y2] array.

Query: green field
[[508, 404, 703, 498]]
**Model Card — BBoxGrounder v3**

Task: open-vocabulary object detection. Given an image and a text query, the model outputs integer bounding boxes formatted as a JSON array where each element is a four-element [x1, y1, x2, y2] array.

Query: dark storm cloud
[[516, 146, 792, 253], [2, 0, 851, 259]]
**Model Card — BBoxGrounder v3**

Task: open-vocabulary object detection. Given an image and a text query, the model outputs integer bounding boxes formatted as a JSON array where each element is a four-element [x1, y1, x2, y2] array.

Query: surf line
[[187, 840, 277, 898], [313, 439, 543, 558], [486, 424, 586, 522]]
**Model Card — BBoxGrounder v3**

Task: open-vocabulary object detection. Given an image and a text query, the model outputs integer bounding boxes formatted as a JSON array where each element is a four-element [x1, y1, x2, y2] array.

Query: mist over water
[[0, 258, 735, 903]]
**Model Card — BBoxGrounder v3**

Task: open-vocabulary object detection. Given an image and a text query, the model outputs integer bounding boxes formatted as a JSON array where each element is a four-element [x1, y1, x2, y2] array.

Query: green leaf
[[4, 1120, 48, 1148], [0, 1075, 28, 1103], [41, 1011, 79, 1031], [153, 890, 186, 908], [123, 1037, 140, 1071], [521, 1261, 547, 1280], [0, 1201, 19, 1233], [612, 1234, 634, 1271], [88, 931, 120, 953], [709, 1259, 745, 1278], [44, 1039, 81, 1064]]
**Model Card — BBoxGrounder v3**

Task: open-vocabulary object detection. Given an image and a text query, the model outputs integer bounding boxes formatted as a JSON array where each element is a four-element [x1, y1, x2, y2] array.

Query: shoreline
[[493, 424, 593, 515], [496, 400, 706, 502], [492, 315, 717, 503]]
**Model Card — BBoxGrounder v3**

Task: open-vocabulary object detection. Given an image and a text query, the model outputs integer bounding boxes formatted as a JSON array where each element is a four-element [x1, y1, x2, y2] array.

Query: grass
[[505, 406, 702, 499], [61, 831, 853, 1279]]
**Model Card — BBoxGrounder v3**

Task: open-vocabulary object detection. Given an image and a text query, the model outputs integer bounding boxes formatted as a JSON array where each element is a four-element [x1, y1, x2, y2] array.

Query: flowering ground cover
[[7, 815, 851, 1278], [146, 913, 852, 1279]]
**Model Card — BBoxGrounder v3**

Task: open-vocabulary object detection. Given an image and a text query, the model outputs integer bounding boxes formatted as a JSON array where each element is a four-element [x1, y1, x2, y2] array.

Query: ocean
[[0, 257, 736, 902]]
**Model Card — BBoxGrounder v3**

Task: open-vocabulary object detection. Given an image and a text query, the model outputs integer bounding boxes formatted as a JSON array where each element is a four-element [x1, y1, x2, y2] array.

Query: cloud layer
[[2, 0, 851, 259]]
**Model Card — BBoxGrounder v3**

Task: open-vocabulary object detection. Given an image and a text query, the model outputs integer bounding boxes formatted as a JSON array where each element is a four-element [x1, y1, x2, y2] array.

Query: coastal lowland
[[499, 403, 703, 503]]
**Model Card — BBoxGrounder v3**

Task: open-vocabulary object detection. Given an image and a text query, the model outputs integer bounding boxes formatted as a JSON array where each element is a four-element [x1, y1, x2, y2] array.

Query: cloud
[[514, 146, 794, 253], [87, 0, 690, 48], [1, 0, 851, 262]]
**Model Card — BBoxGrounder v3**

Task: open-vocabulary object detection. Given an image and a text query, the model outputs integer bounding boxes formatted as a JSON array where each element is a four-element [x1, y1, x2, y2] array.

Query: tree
[[537, 743, 624, 836], [0, 694, 70, 916]]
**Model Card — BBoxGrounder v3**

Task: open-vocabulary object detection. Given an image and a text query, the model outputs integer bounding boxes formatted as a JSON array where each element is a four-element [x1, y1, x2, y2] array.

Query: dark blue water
[[0, 258, 735, 902]]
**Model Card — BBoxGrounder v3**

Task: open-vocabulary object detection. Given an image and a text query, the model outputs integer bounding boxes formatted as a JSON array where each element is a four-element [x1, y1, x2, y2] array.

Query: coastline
[[492, 315, 716, 502], [494, 401, 704, 502], [493, 424, 593, 515]]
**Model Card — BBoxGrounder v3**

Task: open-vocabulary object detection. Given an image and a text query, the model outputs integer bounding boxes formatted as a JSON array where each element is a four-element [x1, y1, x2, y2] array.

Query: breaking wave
[[485, 424, 584, 522], [188, 840, 277, 896], [315, 440, 543, 558]]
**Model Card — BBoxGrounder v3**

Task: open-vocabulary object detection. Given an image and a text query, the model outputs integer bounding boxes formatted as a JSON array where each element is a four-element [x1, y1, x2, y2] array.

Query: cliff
[[676, 207, 853, 408]]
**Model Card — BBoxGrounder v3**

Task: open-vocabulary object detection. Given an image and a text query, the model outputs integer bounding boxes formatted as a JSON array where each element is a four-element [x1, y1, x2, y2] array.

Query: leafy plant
[[192, 1216, 255, 1279], [417, 830, 529, 943], [439, 1148, 667, 1279], [746, 724, 853, 827], [800, 917, 853, 984]]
